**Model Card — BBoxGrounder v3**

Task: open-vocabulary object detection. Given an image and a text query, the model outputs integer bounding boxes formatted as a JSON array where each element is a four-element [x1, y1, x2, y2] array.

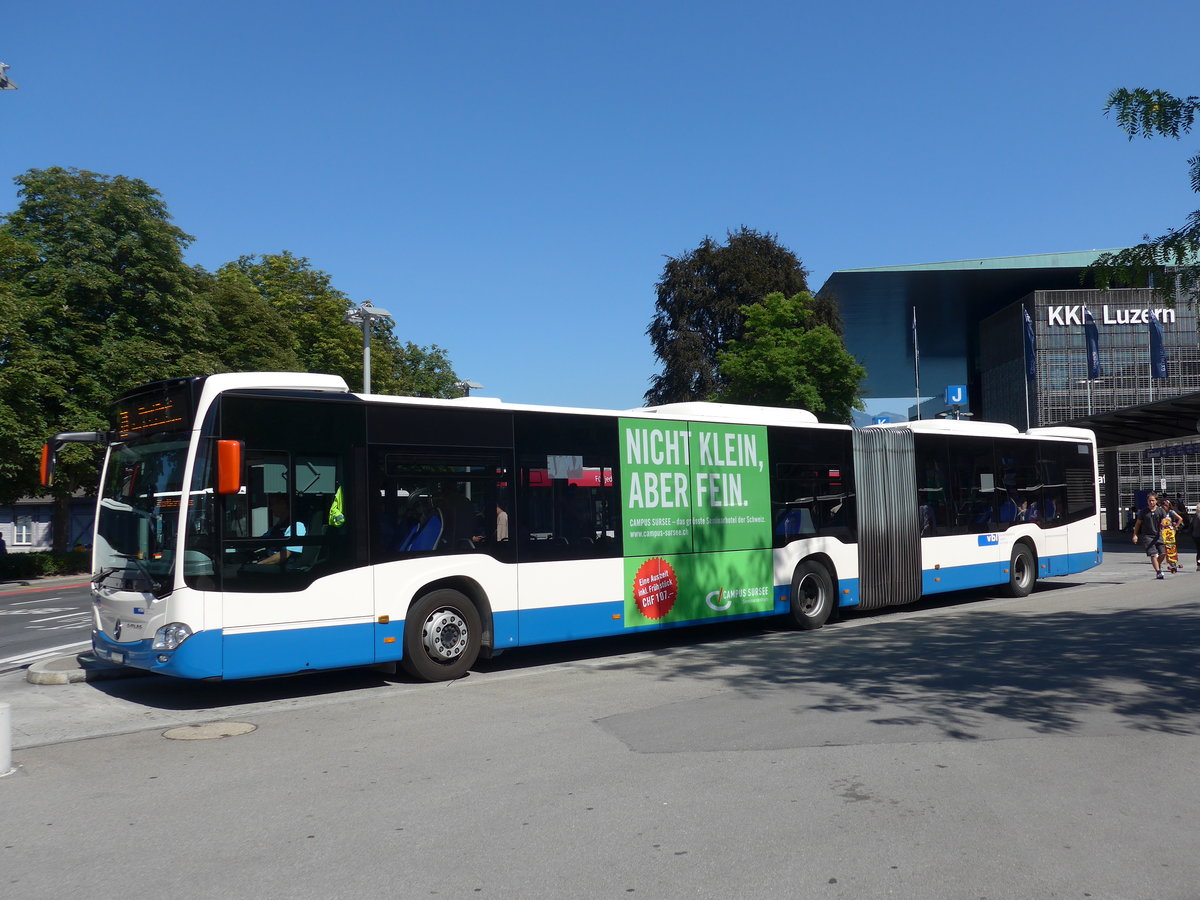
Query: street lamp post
[[343, 300, 392, 393]]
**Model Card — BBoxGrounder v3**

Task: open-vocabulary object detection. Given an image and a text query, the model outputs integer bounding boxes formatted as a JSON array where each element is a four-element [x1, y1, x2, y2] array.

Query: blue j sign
[[945, 385, 968, 405]]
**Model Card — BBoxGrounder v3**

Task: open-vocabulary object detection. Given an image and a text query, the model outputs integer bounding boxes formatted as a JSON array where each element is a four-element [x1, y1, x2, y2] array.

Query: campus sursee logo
[[1046, 305, 1176, 327]]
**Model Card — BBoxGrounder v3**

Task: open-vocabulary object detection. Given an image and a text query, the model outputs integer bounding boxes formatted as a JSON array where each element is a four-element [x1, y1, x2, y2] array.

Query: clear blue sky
[[5, 0, 1197, 409]]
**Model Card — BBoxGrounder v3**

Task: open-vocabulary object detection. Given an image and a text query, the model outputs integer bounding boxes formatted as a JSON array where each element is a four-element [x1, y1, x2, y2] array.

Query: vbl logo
[[977, 533, 999, 546]]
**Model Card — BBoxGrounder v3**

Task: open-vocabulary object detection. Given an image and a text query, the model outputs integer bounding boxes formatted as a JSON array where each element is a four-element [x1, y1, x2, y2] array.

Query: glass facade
[[982, 287, 1200, 519]]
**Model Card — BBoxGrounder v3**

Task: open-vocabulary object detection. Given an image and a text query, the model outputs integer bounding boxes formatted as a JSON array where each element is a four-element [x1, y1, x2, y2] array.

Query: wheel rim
[[421, 608, 469, 662], [797, 573, 826, 616], [1014, 553, 1030, 587]]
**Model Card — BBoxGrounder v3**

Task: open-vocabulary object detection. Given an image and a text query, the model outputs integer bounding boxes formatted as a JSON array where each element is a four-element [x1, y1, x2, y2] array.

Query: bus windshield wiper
[[92, 566, 122, 584], [112, 554, 164, 593]]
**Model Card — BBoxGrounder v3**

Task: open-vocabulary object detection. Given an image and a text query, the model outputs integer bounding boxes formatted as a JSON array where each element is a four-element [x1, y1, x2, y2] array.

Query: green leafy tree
[[0, 231, 55, 504], [228, 252, 363, 382], [645, 227, 839, 405], [229, 252, 462, 397], [197, 266, 303, 372], [1090, 88, 1200, 297], [0, 167, 223, 544], [392, 341, 462, 397], [717, 292, 866, 423]]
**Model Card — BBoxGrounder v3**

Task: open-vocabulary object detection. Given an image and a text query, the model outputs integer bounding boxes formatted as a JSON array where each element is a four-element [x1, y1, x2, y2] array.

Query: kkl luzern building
[[819, 251, 1200, 529]]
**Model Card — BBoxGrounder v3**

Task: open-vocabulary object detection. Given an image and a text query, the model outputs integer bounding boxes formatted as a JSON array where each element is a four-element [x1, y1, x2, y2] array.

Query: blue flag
[[1148, 310, 1168, 379], [1083, 307, 1101, 379], [1023, 308, 1037, 381]]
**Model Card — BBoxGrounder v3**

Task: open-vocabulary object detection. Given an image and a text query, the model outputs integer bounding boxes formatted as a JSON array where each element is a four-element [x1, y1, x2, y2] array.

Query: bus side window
[[513, 412, 621, 562], [369, 447, 514, 563], [769, 428, 855, 546]]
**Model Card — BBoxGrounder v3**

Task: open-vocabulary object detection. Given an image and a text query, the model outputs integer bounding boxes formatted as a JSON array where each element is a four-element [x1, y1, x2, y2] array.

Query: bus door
[[216, 395, 372, 679]]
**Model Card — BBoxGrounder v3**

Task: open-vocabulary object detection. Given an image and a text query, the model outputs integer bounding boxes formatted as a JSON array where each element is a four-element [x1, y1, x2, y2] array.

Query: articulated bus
[[42, 373, 1102, 682]]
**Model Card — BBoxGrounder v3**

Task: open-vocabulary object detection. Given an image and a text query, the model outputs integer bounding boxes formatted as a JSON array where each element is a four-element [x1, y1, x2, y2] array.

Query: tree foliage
[[716, 292, 865, 423], [645, 227, 841, 405], [0, 168, 221, 525], [0, 167, 463, 538], [227, 252, 462, 397], [1089, 88, 1200, 299]]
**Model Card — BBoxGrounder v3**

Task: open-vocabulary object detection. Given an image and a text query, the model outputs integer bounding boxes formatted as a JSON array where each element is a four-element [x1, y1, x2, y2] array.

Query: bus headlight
[[152, 623, 193, 651]]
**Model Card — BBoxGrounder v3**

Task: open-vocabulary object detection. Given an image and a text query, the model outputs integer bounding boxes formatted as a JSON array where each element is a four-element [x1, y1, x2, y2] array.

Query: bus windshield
[[94, 439, 189, 595]]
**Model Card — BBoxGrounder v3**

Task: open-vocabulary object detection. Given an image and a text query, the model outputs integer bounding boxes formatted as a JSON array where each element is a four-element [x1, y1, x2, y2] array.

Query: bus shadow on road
[[600, 597, 1200, 746], [85, 665, 396, 712], [85, 586, 1200, 741]]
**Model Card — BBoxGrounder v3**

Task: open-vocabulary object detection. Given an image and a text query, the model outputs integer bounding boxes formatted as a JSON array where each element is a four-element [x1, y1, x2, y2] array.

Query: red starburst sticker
[[632, 557, 677, 621]]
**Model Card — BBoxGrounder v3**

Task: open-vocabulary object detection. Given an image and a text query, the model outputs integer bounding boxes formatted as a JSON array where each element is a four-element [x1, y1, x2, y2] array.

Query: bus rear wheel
[[401, 589, 482, 682], [789, 560, 834, 630], [1006, 544, 1036, 598]]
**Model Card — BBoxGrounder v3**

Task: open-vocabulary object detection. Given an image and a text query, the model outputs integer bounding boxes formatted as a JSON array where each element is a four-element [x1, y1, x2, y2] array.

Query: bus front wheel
[[1006, 544, 1036, 598], [401, 589, 482, 682], [789, 560, 834, 630]]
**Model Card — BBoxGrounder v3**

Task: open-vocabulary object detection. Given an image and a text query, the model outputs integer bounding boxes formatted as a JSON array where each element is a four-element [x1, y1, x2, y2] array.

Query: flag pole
[[912, 306, 921, 420], [1148, 273, 1155, 404], [1022, 307, 1034, 431]]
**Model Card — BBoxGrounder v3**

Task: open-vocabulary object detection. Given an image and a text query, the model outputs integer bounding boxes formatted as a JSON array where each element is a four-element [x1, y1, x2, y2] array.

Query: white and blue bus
[[43, 372, 1101, 682]]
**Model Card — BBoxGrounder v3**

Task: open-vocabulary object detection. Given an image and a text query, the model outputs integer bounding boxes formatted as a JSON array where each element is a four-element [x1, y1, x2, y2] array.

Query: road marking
[[30, 612, 86, 623], [0, 582, 90, 598], [0, 607, 74, 616], [0, 640, 92, 669]]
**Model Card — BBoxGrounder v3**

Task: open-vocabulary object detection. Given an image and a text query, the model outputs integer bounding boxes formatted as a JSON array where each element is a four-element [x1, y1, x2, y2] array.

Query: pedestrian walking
[[1132, 493, 1170, 579], [1160, 499, 1184, 573]]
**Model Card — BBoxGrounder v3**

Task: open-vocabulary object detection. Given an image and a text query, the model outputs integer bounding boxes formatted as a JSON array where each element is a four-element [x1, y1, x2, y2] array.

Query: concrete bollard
[[0, 702, 12, 776]]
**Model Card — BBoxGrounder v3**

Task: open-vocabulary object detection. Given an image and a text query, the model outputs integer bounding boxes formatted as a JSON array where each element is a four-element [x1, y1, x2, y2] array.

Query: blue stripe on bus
[[222, 623, 376, 679], [96, 546, 1102, 679], [919, 549, 1103, 596], [93, 628, 223, 680]]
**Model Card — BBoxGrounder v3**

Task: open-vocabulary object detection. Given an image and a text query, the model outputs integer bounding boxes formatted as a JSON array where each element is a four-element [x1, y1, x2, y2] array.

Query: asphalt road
[[3, 541, 1200, 898], [0, 577, 92, 675]]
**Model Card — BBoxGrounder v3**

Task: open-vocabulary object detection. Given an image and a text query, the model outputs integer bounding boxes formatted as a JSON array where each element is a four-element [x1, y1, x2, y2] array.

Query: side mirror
[[216, 440, 244, 495], [40, 444, 55, 487]]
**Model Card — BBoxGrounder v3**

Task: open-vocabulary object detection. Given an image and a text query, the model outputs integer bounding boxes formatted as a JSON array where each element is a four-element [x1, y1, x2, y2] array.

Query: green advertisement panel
[[619, 418, 772, 557], [623, 550, 775, 627]]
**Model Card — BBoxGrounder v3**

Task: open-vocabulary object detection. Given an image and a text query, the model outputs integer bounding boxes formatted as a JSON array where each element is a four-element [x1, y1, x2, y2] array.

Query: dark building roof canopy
[[1065, 390, 1200, 450]]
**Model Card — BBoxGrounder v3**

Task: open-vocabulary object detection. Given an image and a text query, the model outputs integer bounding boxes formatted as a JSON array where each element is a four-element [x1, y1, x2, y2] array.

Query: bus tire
[[1006, 543, 1036, 598], [401, 589, 482, 682], [789, 560, 834, 630]]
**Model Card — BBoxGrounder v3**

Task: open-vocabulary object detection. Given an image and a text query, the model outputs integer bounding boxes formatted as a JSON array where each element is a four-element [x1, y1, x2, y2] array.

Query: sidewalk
[[0, 573, 92, 592]]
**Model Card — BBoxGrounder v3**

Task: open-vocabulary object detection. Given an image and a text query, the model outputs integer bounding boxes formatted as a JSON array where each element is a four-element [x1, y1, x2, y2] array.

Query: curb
[[26, 653, 147, 685]]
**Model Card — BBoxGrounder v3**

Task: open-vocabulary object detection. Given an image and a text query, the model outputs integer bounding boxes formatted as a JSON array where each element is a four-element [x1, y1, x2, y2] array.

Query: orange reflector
[[612, 614, 621, 620], [384, 637, 396, 644], [378, 615, 390, 624], [843, 589, 850, 594]]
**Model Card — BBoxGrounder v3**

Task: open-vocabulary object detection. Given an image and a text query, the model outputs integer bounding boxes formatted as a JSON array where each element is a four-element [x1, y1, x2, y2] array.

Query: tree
[[197, 266, 303, 373], [229, 252, 462, 397], [1089, 88, 1200, 298], [645, 227, 839, 405], [391, 341, 462, 398], [0, 167, 224, 545], [716, 292, 865, 423]]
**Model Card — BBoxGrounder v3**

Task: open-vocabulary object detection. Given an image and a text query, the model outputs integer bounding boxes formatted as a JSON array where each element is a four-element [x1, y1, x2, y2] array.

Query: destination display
[[114, 380, 197, 440]]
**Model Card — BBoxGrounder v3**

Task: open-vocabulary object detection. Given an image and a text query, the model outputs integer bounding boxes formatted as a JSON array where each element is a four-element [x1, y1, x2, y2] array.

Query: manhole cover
[[162, 722, 257, 741]]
